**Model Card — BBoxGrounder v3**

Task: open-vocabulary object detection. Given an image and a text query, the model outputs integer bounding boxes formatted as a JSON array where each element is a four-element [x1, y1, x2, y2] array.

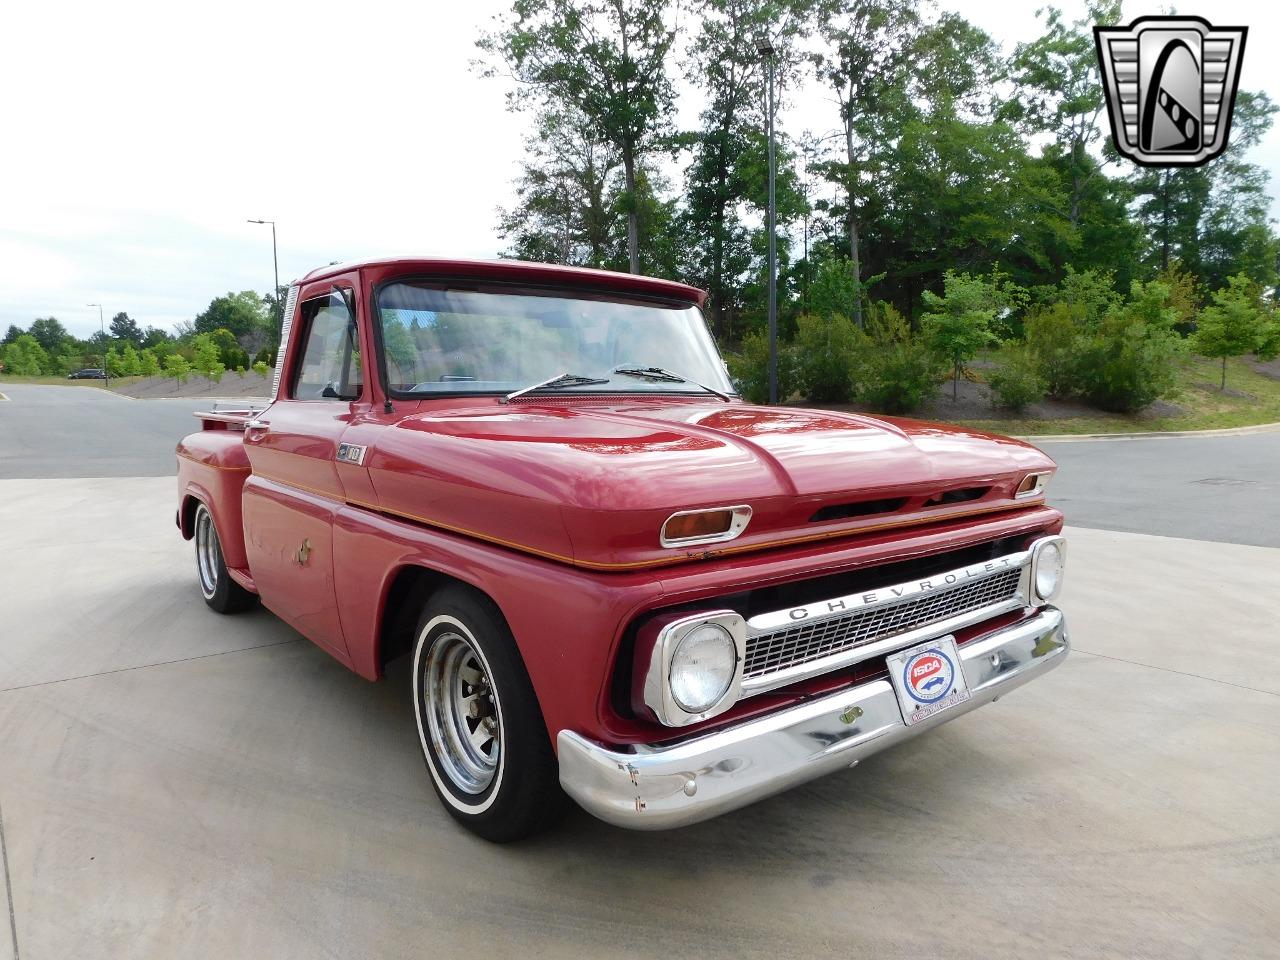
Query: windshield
[[375, 281, 735, 398]]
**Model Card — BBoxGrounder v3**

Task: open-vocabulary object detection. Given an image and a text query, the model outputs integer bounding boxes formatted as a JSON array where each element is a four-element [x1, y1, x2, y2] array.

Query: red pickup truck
[[177, 257, 1068, 841]]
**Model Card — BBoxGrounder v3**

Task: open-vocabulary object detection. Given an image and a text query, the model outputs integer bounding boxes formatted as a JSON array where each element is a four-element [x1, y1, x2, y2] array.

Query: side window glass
[[292, 291, 362, 400]]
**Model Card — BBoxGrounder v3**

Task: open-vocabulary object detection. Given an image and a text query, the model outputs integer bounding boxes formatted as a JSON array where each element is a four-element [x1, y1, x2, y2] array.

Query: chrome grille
[[744, 567, 1023, 679]]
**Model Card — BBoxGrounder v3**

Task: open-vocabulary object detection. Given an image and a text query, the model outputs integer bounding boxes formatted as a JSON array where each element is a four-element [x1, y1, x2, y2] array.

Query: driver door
[[242, 280, 368, 662]]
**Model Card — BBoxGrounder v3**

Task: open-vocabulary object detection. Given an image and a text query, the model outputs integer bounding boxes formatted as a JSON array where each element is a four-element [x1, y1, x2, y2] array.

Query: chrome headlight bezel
[[1029, 535, 1067, 604], [642, 611, 745, 727]]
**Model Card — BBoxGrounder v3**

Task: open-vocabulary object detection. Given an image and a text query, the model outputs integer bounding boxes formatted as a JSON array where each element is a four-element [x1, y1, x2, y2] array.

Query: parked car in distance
[[176, 256, 1069, 842], [67, 368, 107, 379]]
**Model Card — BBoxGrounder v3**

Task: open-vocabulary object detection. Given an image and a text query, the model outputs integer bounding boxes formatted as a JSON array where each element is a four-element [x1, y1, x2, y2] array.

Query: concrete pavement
[[1, 477, 1278, 959], [3, 384, 1280, 958]]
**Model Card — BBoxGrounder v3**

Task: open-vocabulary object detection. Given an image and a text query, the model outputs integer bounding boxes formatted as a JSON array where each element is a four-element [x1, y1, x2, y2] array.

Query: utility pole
[[758, 37, 778, 405], [247, 219, 281, 347], [87, 302, 107, 386]]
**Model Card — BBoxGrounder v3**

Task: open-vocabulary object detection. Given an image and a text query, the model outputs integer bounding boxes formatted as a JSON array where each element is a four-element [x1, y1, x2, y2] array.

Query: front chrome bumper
[[558, 607, 1068, 830]]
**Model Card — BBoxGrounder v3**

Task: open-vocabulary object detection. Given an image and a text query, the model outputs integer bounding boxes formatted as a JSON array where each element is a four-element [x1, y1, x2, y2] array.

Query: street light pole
[[247, 219, 281, 350], [87, 302, 107, 386], [757, 38, 779, 405]]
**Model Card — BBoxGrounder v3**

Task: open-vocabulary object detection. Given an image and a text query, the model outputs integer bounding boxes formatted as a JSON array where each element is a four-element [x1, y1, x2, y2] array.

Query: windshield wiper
[[612, 366, 733, 402], [503, 372, 610, 403]]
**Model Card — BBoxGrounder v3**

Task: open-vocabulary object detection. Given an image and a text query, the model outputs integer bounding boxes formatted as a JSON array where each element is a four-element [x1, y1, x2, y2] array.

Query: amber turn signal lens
[[664, 510, 734, 542], [1016, 472, 1050, 497]]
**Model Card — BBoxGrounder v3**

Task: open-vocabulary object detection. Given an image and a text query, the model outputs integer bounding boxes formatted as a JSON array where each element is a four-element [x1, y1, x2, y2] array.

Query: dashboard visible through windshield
[[375, 281, 735, 398]]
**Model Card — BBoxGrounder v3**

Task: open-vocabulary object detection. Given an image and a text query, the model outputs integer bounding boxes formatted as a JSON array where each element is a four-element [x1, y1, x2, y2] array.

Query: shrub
[[807, 258, 862, 321], [792, 313, 859, 403], [987, 345, 1046, 411], [854, 338, 938, 414], [1024, 303, 1081, 398], [251, 360, 271, 378], [235, 366, 247, 379], [726, 331, 796, 404], [1073, 281, 1183, 412]]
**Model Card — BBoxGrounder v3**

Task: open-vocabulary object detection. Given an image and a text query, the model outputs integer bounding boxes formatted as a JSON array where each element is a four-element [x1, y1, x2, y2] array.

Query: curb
[[1017, 420, 1280, 442]]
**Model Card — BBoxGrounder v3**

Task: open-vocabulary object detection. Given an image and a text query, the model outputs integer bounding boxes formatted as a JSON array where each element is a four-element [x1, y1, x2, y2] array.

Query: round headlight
[[669, 623, 737, 714], [1035, 541, 1065, 601]]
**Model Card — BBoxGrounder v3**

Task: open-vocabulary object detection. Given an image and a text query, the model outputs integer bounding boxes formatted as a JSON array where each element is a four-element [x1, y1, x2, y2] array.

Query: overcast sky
[[3, 0, 1276, 338]]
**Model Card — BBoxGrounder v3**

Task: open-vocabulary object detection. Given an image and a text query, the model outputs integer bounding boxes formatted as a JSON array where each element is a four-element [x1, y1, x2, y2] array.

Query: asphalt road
[[1, 385, 1279, 958], [0, 383, 237, 479], [1038, 431, 1280, 548]]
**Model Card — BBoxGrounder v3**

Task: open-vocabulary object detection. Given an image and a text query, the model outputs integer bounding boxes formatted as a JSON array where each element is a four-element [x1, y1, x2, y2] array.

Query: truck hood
[[365, 399, 1056, 569]]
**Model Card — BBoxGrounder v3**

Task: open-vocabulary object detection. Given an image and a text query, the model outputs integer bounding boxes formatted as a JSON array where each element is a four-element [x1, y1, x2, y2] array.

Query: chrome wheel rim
[[423, 631, 501, 795], [194, 506, 220, 599]]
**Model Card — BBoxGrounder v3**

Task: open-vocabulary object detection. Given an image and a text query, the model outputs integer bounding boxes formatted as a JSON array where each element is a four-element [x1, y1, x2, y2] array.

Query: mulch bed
[[820, 376, 1185, 424], [113, 373, 273, 400]]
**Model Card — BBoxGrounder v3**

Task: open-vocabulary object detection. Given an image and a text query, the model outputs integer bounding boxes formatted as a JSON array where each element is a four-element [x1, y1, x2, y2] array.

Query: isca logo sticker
[[903, 649, 955, 704], [1095, 16, 1247, 167]]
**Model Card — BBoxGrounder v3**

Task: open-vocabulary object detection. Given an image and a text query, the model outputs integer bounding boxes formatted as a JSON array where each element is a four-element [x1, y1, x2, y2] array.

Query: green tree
[[2, 324, 22, 345], [681, 0, 809, 339], [812, 0, 921, 327], [104, 345, 126, 378], [109, 312, 143, 346], [140, 348, 161, 378], [1, 334, 50, 375], [1005, 2, 1121, 230], [193, 291, 269, 340], [1194, 274, 1280, 390], [28, 317, 71, 356], [920, 271, 1002, 400], [191, 333, 223, 383], [141, 326, 172, 349], [479, 0, 677, 274], [251, 359, 271, 378], [120, 343, 142, 377], [1130, 92, 1279, 290], [207, 327, 250, 370], [497, 106, 619, 268], [164, 353, 190, 384]]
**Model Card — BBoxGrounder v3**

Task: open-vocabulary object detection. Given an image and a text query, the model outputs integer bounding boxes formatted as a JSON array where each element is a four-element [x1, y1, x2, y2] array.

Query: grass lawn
[[956, 355, 1280, 436]]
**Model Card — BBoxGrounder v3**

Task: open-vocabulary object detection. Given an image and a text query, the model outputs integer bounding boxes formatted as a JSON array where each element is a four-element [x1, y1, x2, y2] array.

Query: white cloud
[[2, 0, 1275, 338]]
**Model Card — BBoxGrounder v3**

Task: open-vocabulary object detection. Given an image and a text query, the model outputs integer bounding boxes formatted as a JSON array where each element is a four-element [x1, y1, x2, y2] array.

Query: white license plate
[[886, 635, 971, 726]]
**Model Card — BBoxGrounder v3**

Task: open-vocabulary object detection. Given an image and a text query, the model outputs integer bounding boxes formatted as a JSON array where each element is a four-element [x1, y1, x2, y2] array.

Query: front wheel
[[412, 586, 566, 842], [193, 503, 256, 614]]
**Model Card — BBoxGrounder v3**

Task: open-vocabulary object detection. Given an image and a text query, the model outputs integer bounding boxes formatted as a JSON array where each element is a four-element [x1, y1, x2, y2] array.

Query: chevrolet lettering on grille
[[753, 554, 1022, 631]]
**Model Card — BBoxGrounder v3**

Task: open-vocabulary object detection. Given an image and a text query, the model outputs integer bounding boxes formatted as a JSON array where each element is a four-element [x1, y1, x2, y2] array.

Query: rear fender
[[176, 431, 252, 572]]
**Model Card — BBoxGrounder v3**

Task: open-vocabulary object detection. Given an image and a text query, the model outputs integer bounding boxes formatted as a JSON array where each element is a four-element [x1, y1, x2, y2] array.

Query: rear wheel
[[193, 503, 256, 614], [412, 585, 566, 842]]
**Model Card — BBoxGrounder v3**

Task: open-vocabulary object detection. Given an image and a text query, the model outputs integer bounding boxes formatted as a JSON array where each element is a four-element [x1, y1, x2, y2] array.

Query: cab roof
[[297, 257, 707, 306]]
